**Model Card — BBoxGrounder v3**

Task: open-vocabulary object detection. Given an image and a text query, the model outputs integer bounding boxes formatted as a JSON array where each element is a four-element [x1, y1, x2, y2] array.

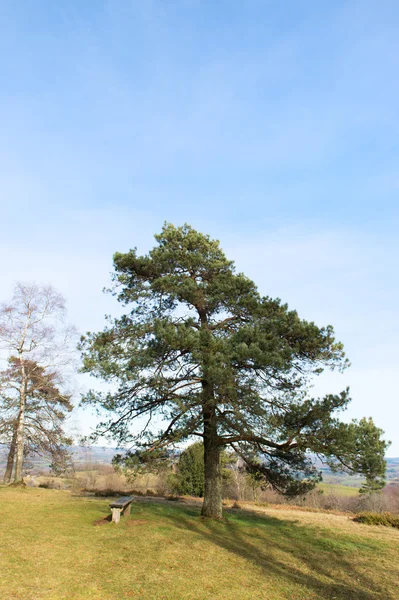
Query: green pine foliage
[[356, 418, 388, 494], [170, 442, 234, 497], [80, 223, 389, 517], [172, 442, 205, 497]]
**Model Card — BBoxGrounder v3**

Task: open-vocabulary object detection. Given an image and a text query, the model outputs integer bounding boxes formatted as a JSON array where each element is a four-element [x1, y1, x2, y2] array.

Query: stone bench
[[109, 496, 134, 523]]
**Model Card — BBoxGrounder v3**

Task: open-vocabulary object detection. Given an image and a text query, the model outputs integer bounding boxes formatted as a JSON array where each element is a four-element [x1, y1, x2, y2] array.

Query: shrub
[[173, 443, 205, 497], [93, 489, 127, 497], [37, 478, 67, 490], [355, 491, 390, 514], [383, 484, 399, 515], [353, 511, 399, 529]]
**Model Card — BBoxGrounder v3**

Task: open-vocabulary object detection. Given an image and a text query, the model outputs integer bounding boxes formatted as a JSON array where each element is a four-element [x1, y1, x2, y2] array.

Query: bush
[[355, 491, 390, 514], [93, 489, 128, 497], [383, 484, 399, 515], [172, 443, 205, 497], [353, 511, 399, 529], [37, 478, 67, 490]]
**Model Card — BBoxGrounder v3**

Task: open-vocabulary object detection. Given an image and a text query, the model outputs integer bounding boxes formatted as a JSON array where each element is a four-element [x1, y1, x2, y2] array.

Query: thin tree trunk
[[13, 359, 27, 482], [3, 423, 18, 483], [201, 405, 222, 518]]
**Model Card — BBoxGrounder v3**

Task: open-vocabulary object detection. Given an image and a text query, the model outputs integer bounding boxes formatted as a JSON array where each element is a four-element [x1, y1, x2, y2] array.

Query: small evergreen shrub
[[353, 511, 399, 529]]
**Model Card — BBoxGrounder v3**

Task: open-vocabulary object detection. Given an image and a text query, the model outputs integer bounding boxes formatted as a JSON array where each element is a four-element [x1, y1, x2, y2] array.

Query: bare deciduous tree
[[0, 357, 74, 481], [0, 283, 77, 483]]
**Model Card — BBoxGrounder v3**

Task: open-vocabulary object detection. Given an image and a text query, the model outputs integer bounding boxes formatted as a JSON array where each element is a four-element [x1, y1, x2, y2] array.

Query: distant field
[[2, 447, 398, 484], [1, 487, 399, 600], [317, 483, 360, 497]]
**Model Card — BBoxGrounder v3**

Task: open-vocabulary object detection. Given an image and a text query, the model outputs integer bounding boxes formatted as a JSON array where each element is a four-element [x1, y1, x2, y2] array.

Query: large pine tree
[[81, 223, 388, 517]]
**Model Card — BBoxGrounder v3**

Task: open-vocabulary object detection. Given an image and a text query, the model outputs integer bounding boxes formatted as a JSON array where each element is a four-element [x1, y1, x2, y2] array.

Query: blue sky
[[1, 1, 398, 454]]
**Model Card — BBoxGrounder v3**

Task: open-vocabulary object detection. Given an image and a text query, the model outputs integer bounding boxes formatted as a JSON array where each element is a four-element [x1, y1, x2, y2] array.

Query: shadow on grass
[[93, 514, 112, 525], [138, 502, 392, 600]]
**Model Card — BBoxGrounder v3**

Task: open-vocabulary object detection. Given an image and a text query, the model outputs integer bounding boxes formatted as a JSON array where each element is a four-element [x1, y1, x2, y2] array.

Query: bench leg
[[125, 503, 132, 516], [111, 508, 122, 524]]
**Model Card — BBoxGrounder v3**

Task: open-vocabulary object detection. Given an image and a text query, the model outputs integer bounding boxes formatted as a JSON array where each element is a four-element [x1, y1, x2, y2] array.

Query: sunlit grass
[[1, 487, 398, 600], [318, 482, 360, 496]]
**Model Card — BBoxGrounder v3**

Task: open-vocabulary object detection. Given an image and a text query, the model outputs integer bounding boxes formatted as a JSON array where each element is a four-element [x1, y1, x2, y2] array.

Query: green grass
[[1, 487, 399, 600], [317, 483, 360, 496]]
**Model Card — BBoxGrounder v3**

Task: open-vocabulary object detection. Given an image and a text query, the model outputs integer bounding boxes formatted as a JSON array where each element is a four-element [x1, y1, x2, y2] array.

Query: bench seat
[[109, 495, 134, 523]]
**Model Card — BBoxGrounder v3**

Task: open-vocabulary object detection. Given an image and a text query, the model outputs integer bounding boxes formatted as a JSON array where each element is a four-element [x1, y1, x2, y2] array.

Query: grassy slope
[[0, 488, 398, 600], [317, 483, 360, 496]]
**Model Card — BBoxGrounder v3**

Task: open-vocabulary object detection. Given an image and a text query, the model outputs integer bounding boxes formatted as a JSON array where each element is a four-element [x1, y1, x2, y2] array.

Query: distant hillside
[[312, 455, 399, 487], [0, 445, 121, 473], [1, 444, 398, 484], [69, 445, 122, 465]]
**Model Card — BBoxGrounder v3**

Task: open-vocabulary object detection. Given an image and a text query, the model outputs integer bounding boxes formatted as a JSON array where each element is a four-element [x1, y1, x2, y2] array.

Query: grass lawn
[[317, 483, 360, 496], [1, 487, 398, 600]]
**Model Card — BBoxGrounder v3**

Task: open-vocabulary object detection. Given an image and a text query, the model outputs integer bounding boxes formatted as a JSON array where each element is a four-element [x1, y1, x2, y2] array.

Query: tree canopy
[[81, 223, 388, 517], [0, 283, 76, 482], [0, 357, 73, 481]]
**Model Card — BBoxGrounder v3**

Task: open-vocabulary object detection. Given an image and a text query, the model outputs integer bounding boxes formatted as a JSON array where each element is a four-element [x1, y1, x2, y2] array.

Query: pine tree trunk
[[3, 423, 18, 484], [201, 406, 222, 518], [199, 312, 223, 518], [13, 360, 27, 482]]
